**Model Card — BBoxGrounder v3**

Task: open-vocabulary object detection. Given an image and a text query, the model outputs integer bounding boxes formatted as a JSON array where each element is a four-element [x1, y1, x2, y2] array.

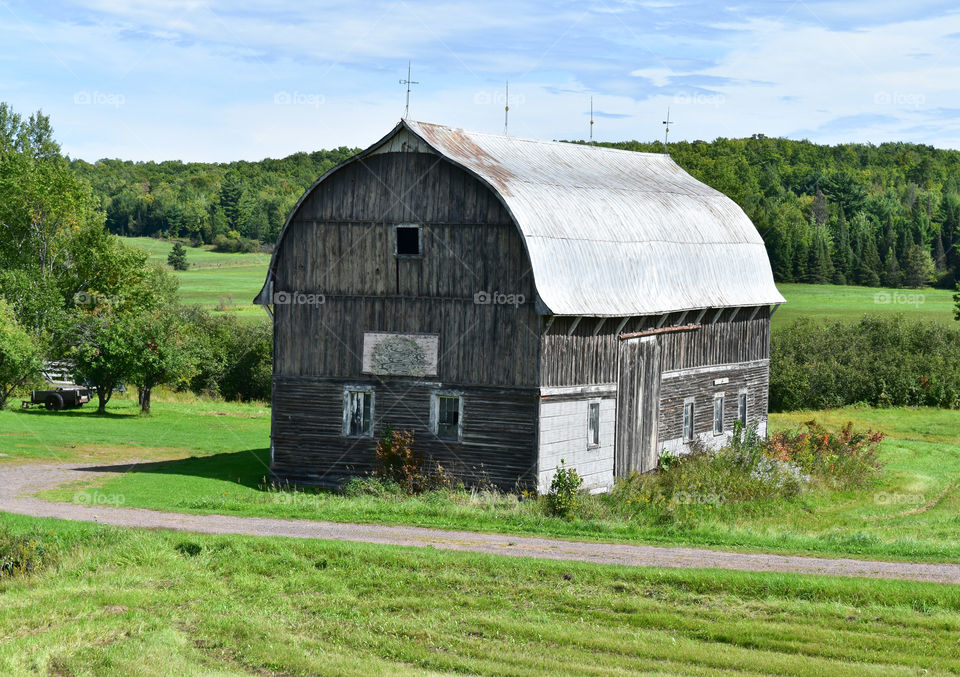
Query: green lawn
[[120, 237, 270, 320], [2, 513, 959, 675], [4, 397, 959, 564], [772, 282, 955, 329]]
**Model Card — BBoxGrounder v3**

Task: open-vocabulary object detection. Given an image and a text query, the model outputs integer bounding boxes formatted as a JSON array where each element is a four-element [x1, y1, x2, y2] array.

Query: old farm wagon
[[255, 120, 785, 492]]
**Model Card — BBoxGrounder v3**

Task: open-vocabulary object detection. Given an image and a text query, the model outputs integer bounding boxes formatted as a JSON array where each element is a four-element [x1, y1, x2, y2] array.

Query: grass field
[[119, 237, 958, 329], [4, 396, 959, 564], [120, 237, 270, 321], [771, 282, 956, 329], [3, 513, 959, 675]]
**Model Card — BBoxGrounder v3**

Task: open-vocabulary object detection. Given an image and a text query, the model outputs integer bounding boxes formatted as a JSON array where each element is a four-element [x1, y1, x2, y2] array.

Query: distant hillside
[[77, 136, 960, 290]]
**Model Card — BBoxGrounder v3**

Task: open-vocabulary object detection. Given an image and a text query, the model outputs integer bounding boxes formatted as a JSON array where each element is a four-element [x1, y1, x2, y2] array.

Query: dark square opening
[[396, 226, 421, 256]]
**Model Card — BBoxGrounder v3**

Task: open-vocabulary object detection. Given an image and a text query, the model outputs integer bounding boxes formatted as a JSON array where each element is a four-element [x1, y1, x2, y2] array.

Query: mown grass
[[4, 395, 959, 563], [771, 282, 955, 329], [1, 513, 959, 676], [120, 236, 269, 320]]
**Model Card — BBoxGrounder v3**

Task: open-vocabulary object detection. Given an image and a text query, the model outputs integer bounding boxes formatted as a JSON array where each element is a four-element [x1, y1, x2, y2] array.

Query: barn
[[254, 119, 785, 492]]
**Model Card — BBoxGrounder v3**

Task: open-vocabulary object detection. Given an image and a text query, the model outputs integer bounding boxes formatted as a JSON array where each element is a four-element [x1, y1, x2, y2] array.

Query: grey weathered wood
[[614, 337, 661, 476]]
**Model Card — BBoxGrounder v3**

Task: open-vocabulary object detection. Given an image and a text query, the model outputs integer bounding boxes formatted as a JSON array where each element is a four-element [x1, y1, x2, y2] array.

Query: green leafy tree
[[167, 241, 188, 271], [130, 305, 196, 413], [68, 308, 140, 414], [0, 300, 42, 409]]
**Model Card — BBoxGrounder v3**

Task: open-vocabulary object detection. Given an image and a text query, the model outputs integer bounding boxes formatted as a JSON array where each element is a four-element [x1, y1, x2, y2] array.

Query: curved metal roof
[[256, 119, 784, 316]]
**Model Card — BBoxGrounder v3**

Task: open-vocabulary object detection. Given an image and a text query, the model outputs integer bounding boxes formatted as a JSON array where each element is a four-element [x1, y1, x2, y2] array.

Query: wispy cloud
[[1, 0, 959, 160]]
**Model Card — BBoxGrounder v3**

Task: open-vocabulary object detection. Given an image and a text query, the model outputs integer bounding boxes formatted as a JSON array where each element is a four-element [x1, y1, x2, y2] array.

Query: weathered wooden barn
[[255, 120, 785, 492]]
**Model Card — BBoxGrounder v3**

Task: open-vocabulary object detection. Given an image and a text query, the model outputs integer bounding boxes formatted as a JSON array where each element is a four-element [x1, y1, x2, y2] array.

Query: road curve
[[2, 461, 958, 585]]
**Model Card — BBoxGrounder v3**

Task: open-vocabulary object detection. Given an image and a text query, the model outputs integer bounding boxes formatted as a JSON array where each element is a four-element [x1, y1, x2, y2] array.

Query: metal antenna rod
[[504, 81, 509, 135], [400, 61, 418, 118], [662, 106, 673, 147], [590, 96, 594, 142]]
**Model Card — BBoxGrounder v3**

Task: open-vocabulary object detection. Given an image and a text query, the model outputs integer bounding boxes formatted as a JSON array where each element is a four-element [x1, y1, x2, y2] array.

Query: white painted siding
[[537, 396, 616, 492]]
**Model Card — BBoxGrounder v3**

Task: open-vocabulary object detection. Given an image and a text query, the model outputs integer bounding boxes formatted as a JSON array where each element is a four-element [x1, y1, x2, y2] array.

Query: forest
[[76, 133, 960, 289]]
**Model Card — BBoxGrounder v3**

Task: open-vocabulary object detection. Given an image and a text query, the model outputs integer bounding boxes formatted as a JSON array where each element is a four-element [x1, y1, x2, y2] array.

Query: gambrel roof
[[256, 119, 785, 316]]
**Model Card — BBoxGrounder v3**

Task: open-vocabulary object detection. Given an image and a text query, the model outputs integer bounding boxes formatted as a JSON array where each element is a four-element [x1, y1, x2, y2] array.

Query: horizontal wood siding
[[272, 378, 538, 490], [540, 308, 771, 387], [658, 362, 769, 443]]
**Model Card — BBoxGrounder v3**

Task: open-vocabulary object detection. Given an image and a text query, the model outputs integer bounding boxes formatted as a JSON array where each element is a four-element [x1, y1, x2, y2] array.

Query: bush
[[373, 426, 448, 494], [546, 459, 584, 518], [611, 419, 882, 523], [212, 233, 259, 254], [0, 530, 50, 579], [767, 420, 884, 488], [771, 315, 960, 410], [180, 306, 272, 401]]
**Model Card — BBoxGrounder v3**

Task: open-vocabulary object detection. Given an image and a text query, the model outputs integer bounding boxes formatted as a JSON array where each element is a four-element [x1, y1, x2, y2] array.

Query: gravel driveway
[[2, 461, 958, 584]]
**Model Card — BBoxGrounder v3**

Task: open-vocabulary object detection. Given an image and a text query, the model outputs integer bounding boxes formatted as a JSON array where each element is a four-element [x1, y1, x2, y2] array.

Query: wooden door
[[615, 336, 661, 476]]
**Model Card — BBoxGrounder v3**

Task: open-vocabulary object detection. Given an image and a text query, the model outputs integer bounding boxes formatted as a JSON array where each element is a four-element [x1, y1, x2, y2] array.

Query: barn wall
[[538, 308, 771, 387], [272, 377, 538, 490], [537, 385, 617, 492], [271, 151, 540, 387], [657, 360, 770, 455]]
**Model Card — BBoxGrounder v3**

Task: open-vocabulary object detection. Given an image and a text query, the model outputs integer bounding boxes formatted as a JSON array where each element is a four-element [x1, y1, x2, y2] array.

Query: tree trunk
[[97, 388, 107, 414], [139, 385, 152, 414]]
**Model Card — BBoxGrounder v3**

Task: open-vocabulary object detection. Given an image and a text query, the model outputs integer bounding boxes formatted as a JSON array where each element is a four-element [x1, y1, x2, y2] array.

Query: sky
[[2, 0, 960, 162]]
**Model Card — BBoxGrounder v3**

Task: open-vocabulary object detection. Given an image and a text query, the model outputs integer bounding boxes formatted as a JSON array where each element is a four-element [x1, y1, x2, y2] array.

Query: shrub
[[0, 530, 50, 578], [767, 420, 884, 488], [771, 315, 960, 411], [546, 459, 584, 518], [373, 426, 448, 494]]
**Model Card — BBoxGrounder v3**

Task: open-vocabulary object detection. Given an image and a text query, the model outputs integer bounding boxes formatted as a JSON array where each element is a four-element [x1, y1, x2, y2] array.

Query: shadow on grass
[[13, 408, 133, 419], [75, 449, 273, 490]]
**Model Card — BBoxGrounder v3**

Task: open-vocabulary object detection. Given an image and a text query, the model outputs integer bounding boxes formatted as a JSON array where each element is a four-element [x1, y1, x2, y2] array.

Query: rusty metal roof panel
[[403, 119, 784, 316]]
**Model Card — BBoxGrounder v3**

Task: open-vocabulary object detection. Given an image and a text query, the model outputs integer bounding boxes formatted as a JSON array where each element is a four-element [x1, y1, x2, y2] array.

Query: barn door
[[615, 336, 661, 476]]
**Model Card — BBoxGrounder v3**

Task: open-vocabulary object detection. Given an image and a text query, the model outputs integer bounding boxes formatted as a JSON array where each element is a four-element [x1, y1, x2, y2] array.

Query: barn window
[[713, 394, 725, 435], [683, 399, 695, 442], [738, 392, 748, 427], [394, 224, 422, 257], [343, 386, 374, 437], [587, 401, 600, 447], [431, 392, 463, 441]]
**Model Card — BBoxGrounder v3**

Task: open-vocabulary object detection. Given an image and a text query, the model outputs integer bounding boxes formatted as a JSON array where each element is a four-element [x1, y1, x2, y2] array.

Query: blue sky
[[2, 0, 959, 161]]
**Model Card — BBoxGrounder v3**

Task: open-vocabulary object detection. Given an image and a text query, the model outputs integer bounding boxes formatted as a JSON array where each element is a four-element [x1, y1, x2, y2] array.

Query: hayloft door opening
[[615, 336, 661, 476]]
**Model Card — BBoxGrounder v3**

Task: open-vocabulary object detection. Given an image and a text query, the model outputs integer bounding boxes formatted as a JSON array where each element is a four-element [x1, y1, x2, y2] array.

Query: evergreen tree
[[167, 242, 188, 271], [883, 247, 903, 287]]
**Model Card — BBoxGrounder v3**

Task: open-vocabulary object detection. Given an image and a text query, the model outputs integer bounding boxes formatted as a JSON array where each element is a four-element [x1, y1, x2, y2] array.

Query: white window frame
[[713, 393, 725, 436], [394, 223, 423, 258], [342, 385, 375, 438], [737, 390, 748, 427], [587, 400, 601, 448], [682, 398, 695, 442], [430, 390, 463, 442]]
